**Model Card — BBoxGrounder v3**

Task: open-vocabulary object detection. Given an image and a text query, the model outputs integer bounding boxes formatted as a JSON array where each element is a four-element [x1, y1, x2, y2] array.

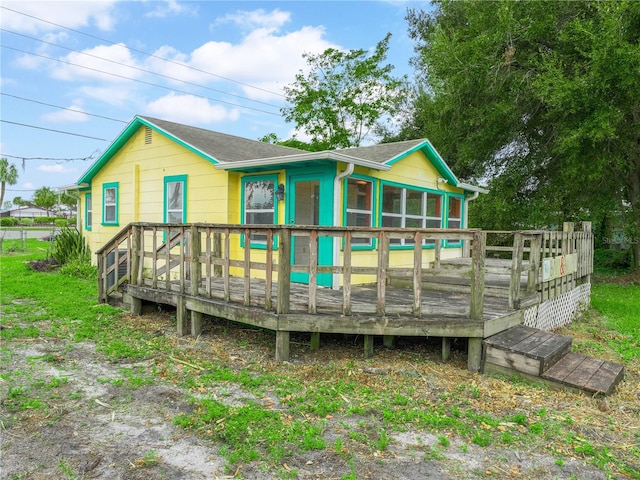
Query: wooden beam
[[343, 231, 352, 315], [413, 232, 422, 317], [277, 228, 291, 314], [176, 295, 189, 336], [467, 337, 482, 372], [275, 330, 290, 362], [190, 226, 201, 297], [191, 310, 202, 337], [383, 335, 396, 349], [364, 335, 374, 358], [310, 331, 320, 350], [470, 231, 486, 321], [376, 231, 388, 316], [509, 232, 524, 309], [442, 337, 451, 361]]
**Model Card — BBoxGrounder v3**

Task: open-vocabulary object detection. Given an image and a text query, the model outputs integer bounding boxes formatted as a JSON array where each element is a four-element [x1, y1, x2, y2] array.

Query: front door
[[288, 172, 333, 286]]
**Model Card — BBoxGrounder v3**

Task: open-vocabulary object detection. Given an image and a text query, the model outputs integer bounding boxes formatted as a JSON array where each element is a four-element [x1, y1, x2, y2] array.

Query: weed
[[437, 435, 450, 447], [472, 428, 491, 447]]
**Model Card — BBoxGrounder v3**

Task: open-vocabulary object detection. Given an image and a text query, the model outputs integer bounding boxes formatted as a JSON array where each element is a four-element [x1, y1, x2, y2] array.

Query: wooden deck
[[96, 222, 594, 372]]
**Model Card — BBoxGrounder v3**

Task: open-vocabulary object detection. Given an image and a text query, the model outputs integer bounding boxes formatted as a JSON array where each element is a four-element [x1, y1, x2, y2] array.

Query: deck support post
[[470, 231, 486, 320], [191, 311, 202, 337], [310, 332, 320, 350], [383, 335, 396, 349], [467, 337, 482, 372], [275, 330, 290, 362], [176, 296, 189, 336], [128, 294, 142, 315], [364, 335, 374, 358], [442, 337, 451, 361]]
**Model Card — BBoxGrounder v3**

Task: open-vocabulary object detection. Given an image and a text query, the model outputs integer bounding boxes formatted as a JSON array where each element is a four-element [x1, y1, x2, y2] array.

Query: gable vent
[[144, 126, 152, 144]]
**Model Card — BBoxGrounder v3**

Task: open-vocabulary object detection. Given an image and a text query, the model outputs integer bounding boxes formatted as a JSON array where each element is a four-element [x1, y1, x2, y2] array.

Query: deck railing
[[95, 222, 593, 319]]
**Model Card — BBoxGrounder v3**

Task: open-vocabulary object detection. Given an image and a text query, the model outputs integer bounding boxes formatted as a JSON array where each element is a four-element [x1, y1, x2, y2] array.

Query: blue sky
[[0, 0, 430, 202]]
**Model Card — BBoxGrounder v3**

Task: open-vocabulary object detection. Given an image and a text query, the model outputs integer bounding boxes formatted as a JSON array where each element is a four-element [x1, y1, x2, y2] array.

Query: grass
[[1, 240, 639, 479]]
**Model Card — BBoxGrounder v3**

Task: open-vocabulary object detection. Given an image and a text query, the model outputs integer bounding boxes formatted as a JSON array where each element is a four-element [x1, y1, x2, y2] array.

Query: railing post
[[190, 226, 201, 296], [97, 252, 106, 303], [509, 232, 524, 309], [277, 227, 291, 314], [376, 231, 388, 316], [528, 234, 541, 294], [130, 225, 141, 286], [582, 221, 593, 283], [413, 231, 422, 317], [470, 230, 486, 320]]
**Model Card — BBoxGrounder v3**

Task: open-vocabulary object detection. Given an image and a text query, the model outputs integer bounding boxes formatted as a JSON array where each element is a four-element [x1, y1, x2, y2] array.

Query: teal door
[[288, 172, 333, 287]]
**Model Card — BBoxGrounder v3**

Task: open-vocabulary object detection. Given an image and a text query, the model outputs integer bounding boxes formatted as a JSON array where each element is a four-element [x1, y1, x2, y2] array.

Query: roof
[[77, 115, 485, 194]]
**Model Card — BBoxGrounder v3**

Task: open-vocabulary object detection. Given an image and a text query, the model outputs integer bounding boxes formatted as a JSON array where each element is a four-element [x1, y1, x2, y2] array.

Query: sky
[[0, 0, 431, 203]]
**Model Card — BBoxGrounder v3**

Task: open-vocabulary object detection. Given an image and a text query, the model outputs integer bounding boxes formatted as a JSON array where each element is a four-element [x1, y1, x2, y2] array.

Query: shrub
[[0, 217, 19, 226], [594, 248, 632, 270], [34, 216, 54, 225], [19, 218, 34, 226], [67, 217, 77, 226], [51, 227, 91, 265], [60, 259, 96, 279], [54, 218, 68, 227]]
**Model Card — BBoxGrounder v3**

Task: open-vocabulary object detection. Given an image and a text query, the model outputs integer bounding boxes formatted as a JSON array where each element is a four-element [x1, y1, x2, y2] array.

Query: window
[[345, 178, 373, 246], [448, 196, 462, 229], [381, 184, 442, 246], [243, 176, 277, 245], [164, 175, 187, 224], [85, 194, 92, 230], [102, 183, 118, 226]]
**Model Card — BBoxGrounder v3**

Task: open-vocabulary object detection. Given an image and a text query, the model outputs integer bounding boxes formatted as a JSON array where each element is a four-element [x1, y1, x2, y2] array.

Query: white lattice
[[523, 283, 591, 331]]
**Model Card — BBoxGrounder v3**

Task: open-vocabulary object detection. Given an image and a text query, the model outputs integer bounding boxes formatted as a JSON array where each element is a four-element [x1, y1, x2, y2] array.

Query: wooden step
[[483, 325, 572, 376], [541, 353, 625, 396]]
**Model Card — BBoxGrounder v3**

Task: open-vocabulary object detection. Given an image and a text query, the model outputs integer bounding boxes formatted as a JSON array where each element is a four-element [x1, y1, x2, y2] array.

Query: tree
[[258, 133, 318, 152], [0, 158, 19, 207], [282, 33, 408, 150], [402, 1, 640, 268], [59, 190, 79, 216], [33, 186, 57, 216]]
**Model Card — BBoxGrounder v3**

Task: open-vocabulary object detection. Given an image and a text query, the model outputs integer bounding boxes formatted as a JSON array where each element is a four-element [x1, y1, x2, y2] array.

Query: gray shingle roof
[[141, 116, 308, 163], [337, 139, 427, 164]]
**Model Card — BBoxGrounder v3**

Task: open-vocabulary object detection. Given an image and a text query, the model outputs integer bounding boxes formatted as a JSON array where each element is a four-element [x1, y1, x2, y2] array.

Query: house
[[74, 115, 486, 287], [0, 205, 53, 219]]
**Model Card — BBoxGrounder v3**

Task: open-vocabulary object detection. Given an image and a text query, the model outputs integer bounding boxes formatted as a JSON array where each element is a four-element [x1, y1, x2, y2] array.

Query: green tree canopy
[[282, 33, 408, 150], [0, 158, 19, 207], [33, 186, 57, 216], [401, 0, 640, 267]]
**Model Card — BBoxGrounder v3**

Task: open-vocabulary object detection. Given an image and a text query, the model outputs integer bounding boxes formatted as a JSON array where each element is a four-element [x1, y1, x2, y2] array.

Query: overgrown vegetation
[[1, 240, 638, 479]]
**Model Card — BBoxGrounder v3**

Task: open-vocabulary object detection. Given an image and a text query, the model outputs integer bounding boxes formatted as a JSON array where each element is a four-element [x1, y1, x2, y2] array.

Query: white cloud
[[144, 93, 240, 124], [37, 164, 77, 174], [0, 1, 120, 34], [42, 103, 90, 123], [145, 0, 198, 18], [212, 8, 291, 32], [52, 43, 140, 83], [146, 10, 337, 101], [22, 182, 34, 189], [79, 85, 138, 107]]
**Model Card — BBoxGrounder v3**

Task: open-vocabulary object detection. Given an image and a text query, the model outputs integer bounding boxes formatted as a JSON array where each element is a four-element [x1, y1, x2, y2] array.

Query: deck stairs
[[482, 325, 624, 396]]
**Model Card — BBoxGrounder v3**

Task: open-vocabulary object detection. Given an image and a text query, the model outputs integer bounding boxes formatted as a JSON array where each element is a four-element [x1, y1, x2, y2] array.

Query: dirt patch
[[1, 311, 634, 479]]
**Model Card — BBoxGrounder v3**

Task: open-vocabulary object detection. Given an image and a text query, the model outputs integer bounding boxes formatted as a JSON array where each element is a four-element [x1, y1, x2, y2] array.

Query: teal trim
[[163, 175, 188, 223], [84, 193, 92, 231], [288, 166, 335, 287], [378, 179, 444, 250], [444, 193, 465, 248], [342, 174, 377, 251], [101, 182, 119, 226], [384, 140, 459, 186], [77, 116, 218, 185], [240, 174, 280, 250]]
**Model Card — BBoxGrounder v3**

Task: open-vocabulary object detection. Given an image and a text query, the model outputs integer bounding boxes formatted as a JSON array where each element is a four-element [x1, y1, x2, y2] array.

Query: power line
[[1, 28, 283, 110], [1, 153, 99, 162], [2, 45, 282, 117], [0, 120, 108, 141], [0, 5, 286, 99], [1, 93, 127, 124]]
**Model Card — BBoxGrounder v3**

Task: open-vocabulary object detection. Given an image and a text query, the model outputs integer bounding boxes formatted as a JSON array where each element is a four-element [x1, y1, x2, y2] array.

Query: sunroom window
[[243, 177, 276, 244], [381, 184, 442, 246], [346, 178, 373, 246]]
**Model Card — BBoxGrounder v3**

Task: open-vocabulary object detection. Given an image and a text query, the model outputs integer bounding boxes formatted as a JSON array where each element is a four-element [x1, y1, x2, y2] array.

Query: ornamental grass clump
[[51, 227, 91, 266]]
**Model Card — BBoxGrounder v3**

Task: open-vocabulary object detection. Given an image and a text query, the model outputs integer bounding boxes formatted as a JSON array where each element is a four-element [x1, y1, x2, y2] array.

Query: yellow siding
[[85, 126, 229, 262]]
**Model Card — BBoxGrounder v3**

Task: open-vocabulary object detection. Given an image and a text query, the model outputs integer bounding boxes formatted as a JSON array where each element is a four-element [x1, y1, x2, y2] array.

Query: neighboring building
[[72, 115, 486, 286], [0, 205, 52, 219]]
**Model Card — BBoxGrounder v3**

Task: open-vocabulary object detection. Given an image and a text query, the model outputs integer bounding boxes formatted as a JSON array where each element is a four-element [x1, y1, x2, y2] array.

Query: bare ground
[[1, 310, 637, 480]]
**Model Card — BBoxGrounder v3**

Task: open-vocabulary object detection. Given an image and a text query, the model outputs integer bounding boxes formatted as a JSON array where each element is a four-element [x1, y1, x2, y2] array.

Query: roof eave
[[215, 151, 390, 171], [458, 182, 489, 194]]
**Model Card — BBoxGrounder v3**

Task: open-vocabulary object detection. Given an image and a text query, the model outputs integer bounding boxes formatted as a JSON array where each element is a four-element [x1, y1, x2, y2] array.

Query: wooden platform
[[483, 326, 624, 396]]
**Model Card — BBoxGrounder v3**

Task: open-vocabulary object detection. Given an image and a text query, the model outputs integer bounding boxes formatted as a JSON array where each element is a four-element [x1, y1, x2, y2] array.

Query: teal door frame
[[287, 168, 334, 287]]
